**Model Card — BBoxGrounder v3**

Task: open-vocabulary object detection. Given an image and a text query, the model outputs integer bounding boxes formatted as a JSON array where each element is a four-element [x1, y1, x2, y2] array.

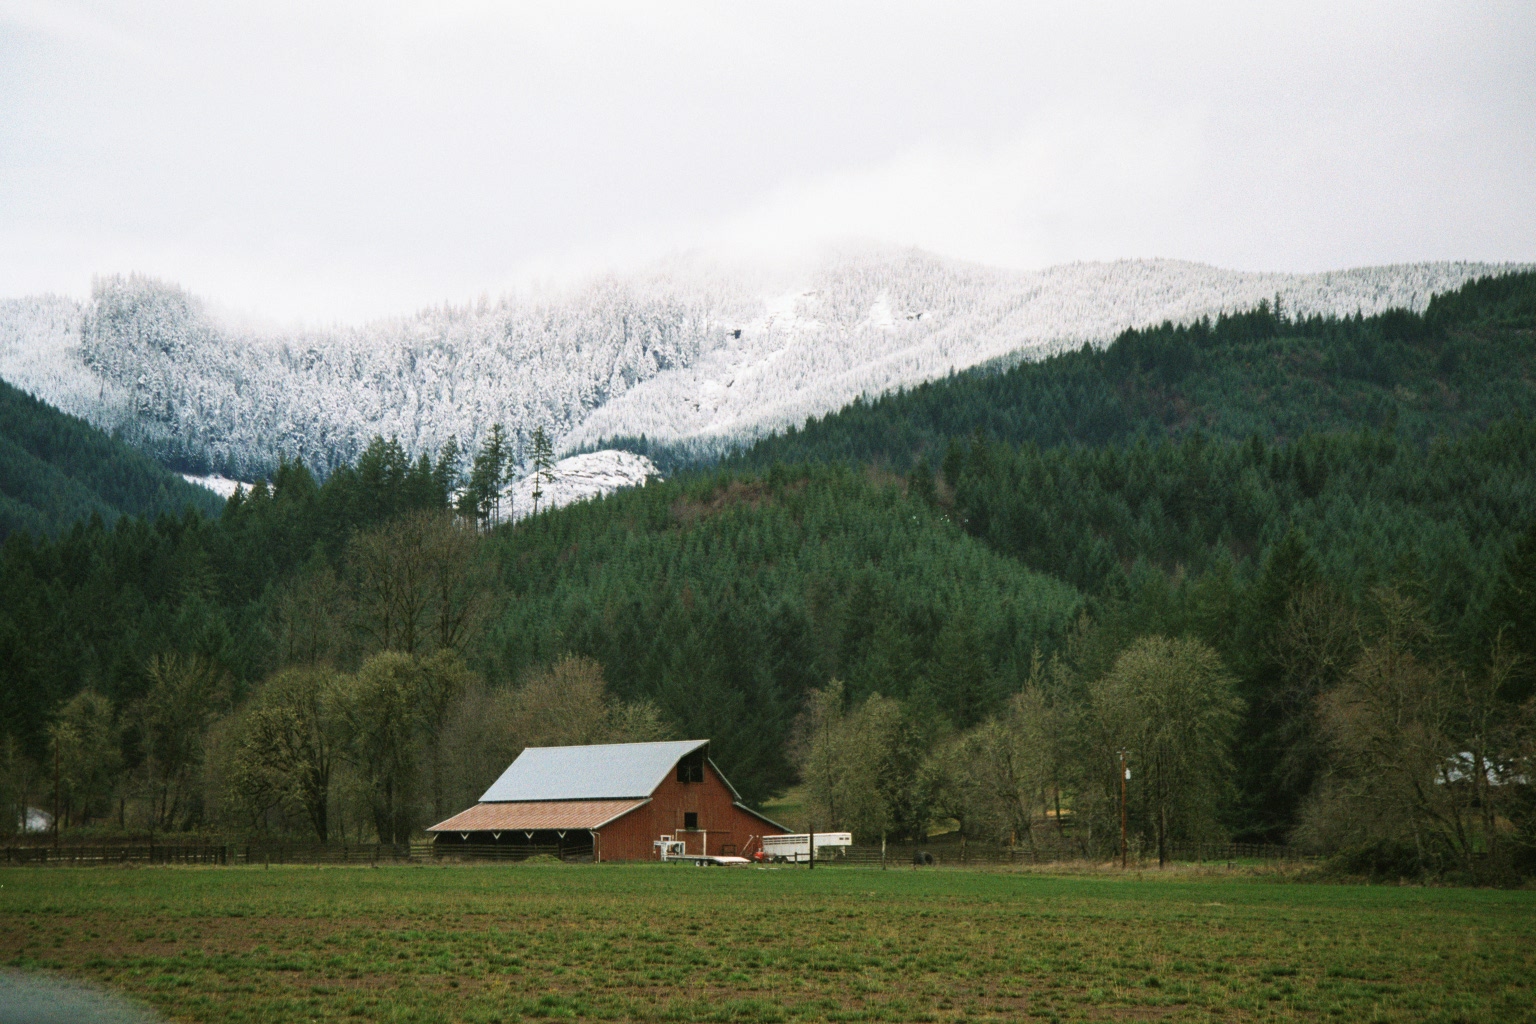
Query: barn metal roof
[[478, 739, 709, 802], [426, 799, 647, 833]]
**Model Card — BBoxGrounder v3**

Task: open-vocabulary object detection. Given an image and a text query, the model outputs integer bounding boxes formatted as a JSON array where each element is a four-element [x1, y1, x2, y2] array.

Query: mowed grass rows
[[1, 864, 1533, 1023]]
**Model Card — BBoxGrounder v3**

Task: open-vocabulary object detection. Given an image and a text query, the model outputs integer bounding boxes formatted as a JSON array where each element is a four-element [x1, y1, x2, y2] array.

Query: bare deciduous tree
[[271, 560, 352, 668], [132, 653, 232, 830], [1303, 589, 1528, 879], [0, 736, 41, 838], [1268, 583, 1359, 797], [350, 511, 488, 657], [436, 655, 668, 814], [49, 689, 121, 829]]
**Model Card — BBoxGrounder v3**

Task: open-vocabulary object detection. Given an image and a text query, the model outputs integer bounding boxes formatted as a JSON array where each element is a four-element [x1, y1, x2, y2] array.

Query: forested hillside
[[0, 377, 220, 539], [942, 424, 1535, 631], [2, 271, 1533, 881], [689, 270, 1536, 474], [0, 445, 1076, 813], [0, 437, 457, 749], [705, 270, 1536, 855], [485, 467, 1080, 796]]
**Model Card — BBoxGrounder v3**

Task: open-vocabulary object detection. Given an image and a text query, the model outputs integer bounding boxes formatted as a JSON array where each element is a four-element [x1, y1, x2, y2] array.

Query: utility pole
[[53, 737, 61, 850], [1118, 750, 1129, 870]]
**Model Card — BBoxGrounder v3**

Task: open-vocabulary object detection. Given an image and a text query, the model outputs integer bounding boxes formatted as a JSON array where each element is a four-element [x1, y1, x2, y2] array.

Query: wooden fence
[[810, 839, 1310, 868], [1, 838, 1310, 868], [2, 842, 420, 867]]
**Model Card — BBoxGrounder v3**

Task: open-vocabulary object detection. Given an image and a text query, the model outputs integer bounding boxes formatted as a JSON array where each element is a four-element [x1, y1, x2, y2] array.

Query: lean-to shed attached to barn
[[427, 739, 787, 861]]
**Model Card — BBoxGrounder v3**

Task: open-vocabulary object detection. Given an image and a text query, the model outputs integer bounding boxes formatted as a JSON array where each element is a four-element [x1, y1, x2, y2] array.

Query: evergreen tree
[[433, 436, 462, 510], [462, 424, 509, 527], [529, 425, 556, 516]]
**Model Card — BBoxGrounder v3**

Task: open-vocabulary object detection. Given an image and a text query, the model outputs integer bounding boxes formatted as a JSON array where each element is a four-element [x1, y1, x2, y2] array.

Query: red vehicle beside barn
[[428, 739, 787, 861]]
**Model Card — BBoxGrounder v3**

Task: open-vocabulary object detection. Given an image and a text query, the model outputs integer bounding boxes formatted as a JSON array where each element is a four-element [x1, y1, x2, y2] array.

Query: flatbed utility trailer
[[760, 832, 853, 863], [652, 836, 752, 866]]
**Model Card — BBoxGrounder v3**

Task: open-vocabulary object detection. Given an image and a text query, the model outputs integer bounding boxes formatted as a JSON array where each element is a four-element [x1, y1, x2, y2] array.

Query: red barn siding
[[596, 761, 785, 861]]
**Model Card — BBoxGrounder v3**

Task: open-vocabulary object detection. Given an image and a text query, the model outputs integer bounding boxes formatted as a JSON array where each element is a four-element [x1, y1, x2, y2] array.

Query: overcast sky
[[2, 1, 1533, 322]]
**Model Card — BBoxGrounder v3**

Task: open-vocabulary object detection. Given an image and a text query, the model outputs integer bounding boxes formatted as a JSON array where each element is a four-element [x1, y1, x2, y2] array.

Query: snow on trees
[[0, 249, 1520, 479]]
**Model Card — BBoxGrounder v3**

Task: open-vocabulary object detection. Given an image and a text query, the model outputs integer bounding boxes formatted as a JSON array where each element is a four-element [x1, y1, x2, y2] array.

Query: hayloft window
[[677, 749, 704, 783], [684, 812, 698, 830]]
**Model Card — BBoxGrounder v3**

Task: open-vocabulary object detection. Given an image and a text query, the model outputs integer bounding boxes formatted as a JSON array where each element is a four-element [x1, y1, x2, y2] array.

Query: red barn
[[427, 739, 787, 861]]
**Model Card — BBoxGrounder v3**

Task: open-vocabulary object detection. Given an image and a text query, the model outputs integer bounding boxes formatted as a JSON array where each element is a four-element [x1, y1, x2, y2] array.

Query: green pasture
[[1, 863, 1533, 1023]]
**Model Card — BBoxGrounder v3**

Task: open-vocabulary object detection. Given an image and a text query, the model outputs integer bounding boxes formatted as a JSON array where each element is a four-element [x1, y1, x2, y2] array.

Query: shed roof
[[479, 739, 709, 802], [427, 799, 646, 833]]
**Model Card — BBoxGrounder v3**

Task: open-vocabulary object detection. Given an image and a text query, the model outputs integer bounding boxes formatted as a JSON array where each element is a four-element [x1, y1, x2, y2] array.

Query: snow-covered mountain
[[0, 247, 1520, 477], [0, 269, 727, 478]]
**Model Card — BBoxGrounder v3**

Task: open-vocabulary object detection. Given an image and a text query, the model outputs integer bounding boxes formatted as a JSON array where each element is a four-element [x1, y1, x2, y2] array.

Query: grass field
[[2, 863, 1534, 1023]]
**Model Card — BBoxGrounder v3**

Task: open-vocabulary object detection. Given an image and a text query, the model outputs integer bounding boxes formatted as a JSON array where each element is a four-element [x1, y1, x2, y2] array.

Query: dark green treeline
[[0, 377, 221, 539], [0, 437, 453, 760]]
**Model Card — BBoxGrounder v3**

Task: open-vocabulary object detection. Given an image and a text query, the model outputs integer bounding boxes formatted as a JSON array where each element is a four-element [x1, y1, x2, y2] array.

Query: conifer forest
[[2, 269, 1534, 884]]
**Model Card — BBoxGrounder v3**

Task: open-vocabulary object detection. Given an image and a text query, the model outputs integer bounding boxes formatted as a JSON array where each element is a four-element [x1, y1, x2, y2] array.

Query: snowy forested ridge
[[180, 450, 656, 524], [0, 247, 1521, 477]]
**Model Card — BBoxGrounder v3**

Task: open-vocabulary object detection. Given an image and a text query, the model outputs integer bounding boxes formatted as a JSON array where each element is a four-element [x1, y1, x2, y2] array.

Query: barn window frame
[[676, 749, 705, 784]]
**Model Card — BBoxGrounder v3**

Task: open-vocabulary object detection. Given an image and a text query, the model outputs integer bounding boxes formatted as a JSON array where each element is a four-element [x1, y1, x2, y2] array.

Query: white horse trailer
[[760, 832, 853, 863]]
